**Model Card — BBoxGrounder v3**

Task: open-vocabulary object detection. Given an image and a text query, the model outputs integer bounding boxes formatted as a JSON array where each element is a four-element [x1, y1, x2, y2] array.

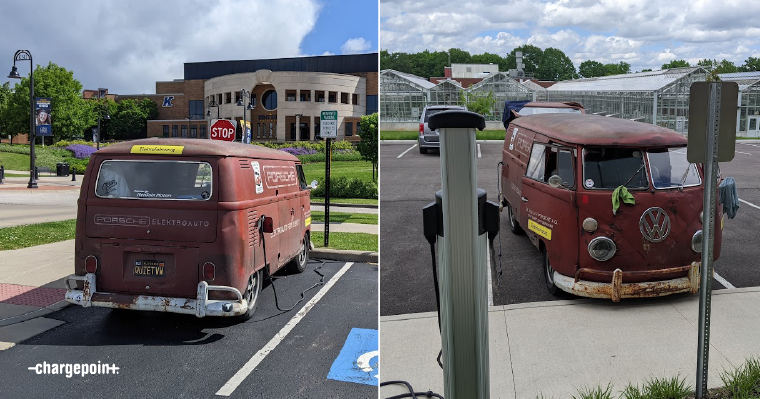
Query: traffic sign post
[[209, 119, 237, 142], [320, 111, 337, 246], [687, 81, 738, 398]]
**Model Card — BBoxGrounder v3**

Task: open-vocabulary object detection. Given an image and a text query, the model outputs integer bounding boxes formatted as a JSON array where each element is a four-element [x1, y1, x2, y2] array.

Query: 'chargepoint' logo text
[[28, 362, 120, 378]]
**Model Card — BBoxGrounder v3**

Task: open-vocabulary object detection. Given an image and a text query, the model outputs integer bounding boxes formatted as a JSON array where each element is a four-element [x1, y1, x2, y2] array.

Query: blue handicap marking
[[327, 328, 378, 385]]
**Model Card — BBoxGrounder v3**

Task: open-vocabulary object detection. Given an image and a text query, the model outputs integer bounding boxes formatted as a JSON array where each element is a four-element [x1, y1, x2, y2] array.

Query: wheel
[[236, 269, 262, 321], [506, 202, 524, 235], [287, 234, 309, 273], [543, 249, 560, 296], [419, 145, 428, 154]]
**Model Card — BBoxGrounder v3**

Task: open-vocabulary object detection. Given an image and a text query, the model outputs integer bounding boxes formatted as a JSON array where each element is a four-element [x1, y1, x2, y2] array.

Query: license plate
[[133, 260, 165, 277]]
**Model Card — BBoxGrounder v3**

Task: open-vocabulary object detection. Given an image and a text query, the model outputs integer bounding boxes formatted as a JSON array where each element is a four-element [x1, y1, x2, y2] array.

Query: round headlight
[[582, 217, 598, 233], [692, 230, 702, 253], [699, 211, 703, 223], [588, 237, 616, 261]]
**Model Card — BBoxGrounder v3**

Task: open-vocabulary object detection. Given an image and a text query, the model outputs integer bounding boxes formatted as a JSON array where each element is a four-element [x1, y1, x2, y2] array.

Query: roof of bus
[[511, 114, 687, 147], [523, 101, 584, 111], [96, 138, 299, 161]]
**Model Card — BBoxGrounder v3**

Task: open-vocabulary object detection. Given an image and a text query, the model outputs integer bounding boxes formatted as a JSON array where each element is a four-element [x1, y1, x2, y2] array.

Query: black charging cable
[[259, 215, 325, 313], [380, 381, 444, 399]]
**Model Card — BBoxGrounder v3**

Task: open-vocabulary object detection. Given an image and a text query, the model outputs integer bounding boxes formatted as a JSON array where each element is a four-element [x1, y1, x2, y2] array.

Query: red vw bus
[[65, 139, 312, 319], [500, 114, 722, 301]]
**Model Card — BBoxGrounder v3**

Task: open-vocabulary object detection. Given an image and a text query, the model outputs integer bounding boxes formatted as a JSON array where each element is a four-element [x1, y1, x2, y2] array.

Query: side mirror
[[310, 180, 319, 189], [547, 175, 562, 188]]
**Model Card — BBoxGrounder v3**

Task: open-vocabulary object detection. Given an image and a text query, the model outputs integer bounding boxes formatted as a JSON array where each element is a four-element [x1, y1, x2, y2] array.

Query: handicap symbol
[[327, 328, 378, 386], [357, 350, 379, 379]]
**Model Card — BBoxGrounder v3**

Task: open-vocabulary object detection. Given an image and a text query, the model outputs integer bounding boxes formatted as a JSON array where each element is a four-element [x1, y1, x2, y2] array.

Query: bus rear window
[[95, 160, 212, 200]]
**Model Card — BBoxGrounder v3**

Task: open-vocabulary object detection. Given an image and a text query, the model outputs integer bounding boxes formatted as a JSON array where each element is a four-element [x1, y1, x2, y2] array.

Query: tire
[[506, 201, 524, 235], [287, 234, 309, 274], [419, 145, 428, 154], [543, 249, 560, 296], [236, 269, 262, 321]]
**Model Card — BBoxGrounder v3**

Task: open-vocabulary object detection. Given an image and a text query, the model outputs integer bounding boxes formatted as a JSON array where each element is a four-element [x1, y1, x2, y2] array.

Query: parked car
[[499, 113, 722, 301], [419, 105, 466, 154], [65, 138, 312, 320]]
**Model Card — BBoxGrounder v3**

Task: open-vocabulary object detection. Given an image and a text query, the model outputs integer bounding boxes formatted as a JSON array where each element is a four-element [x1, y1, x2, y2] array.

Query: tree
[[109, 99, 151, 140], [641, 69, 653, 72], [0, 82, 11, 140], [715, 59, 738, 74], [4, 62, 94, 142], [740, 57, 760, 72], [356, 113, 378, 182], [661, 59, 690, 69], [460, 91, 496, 116], [537, 47, 577, 81], [505, 45, 543, 77], [606, 61, 631, 75], [579, 60, 607, 78]]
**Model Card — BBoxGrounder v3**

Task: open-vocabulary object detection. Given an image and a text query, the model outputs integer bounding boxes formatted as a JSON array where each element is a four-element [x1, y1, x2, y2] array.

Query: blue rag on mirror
[[719, 177, 739, 219]]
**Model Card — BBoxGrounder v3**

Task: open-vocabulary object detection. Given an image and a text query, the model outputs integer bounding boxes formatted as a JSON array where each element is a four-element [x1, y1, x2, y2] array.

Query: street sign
[[320, 111, 338, 139], [209, 119, 237, 142], [687, 82, 738, 163]]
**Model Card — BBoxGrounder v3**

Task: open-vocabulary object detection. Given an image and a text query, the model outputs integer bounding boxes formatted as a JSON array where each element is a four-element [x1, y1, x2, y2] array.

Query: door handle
[[521, 196, 528, 203], [291, 208, 295, 215]]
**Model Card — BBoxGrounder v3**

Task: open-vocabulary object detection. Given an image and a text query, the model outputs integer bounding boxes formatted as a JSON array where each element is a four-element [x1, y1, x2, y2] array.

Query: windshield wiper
[[623, 162, 646, 188], [677, 164, 693, 191]]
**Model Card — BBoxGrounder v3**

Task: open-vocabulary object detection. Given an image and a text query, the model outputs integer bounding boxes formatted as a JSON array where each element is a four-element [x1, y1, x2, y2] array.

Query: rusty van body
[[64, 138, 312, 319], [499, 114, 722, 301]]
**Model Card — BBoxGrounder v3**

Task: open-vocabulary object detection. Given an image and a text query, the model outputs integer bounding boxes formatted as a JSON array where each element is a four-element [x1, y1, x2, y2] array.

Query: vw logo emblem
[[639, 207, 671, 243]]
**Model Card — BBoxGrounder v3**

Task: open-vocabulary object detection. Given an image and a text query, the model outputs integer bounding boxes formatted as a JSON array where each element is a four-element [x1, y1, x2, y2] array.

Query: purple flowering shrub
[[278, 147, 318, 156], [66, 144, 98, 159]]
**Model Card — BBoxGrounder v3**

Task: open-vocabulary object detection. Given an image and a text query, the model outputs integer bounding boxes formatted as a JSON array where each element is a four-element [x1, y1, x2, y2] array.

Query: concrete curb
[[310, 202, 378, 209], [310, 248, 378, 263]]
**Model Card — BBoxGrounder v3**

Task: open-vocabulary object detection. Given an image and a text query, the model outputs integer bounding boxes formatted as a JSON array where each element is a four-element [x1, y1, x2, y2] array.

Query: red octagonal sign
[[210, 119, 236, 142]]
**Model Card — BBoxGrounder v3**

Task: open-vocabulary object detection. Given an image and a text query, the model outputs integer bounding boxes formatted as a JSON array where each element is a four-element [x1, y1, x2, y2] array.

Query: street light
[[207, 98, 220, 119], [8, 50, 36, 189], [237, 89, 254, 143], [96, 88, 110, 150]]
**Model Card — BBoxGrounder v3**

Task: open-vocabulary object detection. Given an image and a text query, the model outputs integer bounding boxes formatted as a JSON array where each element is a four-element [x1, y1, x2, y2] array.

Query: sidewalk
[[381, 288, 760, 398]]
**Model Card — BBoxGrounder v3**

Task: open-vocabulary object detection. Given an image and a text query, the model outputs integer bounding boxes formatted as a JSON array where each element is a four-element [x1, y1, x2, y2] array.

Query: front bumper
[[64, 273, 248, 317], [553, 262, 701, 302]]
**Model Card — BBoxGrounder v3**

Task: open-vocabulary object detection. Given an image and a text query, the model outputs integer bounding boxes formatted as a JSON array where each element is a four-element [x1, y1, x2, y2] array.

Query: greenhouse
[[544, 67, 708, 135], [380, 69, 533, 123], [718, 71, 760, 137]]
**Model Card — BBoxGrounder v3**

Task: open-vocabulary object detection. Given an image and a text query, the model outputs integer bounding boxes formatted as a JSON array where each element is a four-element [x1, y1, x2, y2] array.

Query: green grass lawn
[[0, 219, 76, 251], [310, 197, 378, 205], [0, 152, 31, 171], [311, 232, 377, 252], [380, 130, 506, 140], [302, 160, 376, 184], [311, 211, 377, 225]]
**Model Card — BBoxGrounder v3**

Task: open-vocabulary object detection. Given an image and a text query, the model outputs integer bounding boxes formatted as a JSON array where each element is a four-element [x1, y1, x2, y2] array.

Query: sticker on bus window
[[251, 162, 264, 194], [585, 179, 595, 188], [509, 128, 518, 150]]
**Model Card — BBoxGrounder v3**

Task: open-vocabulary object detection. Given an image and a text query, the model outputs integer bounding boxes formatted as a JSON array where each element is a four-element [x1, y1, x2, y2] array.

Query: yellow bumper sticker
[[305, 216, 311, 227], [130, 145, 184, 155], [721, 214, 724, 230], [528, 219, 552, 240]]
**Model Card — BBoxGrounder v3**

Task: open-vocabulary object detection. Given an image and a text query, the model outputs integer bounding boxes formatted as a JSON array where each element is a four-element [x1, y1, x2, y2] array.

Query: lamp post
[[8, 50, 36, 189], [96, 88, 109, 150], [237, 89, 254, 143], [207, 98, 220, 119]]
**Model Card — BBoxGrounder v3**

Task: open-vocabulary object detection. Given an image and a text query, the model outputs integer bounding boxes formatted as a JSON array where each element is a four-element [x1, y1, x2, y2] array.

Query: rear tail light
[[85, 256, 98, 274], [419, 123, 424, 136], [203, 262, 216, 282]]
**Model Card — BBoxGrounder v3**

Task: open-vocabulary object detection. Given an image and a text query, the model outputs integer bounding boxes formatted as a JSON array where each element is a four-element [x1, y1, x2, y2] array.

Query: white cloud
[[341, 38, 372, 54]]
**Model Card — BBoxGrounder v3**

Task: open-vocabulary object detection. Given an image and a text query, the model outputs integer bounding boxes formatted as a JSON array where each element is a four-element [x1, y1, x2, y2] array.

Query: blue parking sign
[[327, 328, 378, 386]]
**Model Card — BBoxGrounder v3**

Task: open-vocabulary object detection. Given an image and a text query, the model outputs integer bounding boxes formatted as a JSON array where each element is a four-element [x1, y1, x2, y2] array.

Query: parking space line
[[739, 198, 760, 211], [477, 143, 482, 158], [397, 144, 417, 158], [215, 262, 355, 397], [486, 248, 493, 307], [714, 272, 736, 289], [736, 151, 753, 156], [738, 142, 760, 148]]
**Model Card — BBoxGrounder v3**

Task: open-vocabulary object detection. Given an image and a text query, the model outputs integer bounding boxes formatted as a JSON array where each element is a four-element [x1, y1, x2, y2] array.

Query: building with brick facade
[[118, 53, 378, 143]]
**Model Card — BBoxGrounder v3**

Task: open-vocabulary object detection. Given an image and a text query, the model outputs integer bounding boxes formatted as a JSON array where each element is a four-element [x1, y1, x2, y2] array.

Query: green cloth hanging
[[612, 185, 635, 215]]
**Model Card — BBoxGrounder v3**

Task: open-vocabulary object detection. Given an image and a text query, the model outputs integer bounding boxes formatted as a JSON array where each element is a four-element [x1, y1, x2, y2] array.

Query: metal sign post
[[428, 110, 489, 399], [687, 81, 738, 398], [320, 111, 337, 247]]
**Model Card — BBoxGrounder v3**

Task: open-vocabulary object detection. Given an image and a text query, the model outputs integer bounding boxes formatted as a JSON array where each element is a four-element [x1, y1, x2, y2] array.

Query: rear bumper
[[418, 136, 439, 148], [553, 262, 701, 302], [64, 273, 248, 317]]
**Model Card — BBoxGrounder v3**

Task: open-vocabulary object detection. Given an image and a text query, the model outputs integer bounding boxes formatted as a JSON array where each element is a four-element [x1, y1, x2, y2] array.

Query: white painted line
[[739, 198, 760, 211], [215, 262, 355, 396], [736, 151, 753, 155], [477, 143, 482, 158], [714, 272, 736, 289], [487, 249, 493, 307], [739, 142, 760, 148], [397, 144, 418, 158]]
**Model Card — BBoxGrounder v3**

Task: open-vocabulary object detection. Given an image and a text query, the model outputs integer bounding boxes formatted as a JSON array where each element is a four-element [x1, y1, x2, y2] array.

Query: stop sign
[[210, 119, 237, 142]]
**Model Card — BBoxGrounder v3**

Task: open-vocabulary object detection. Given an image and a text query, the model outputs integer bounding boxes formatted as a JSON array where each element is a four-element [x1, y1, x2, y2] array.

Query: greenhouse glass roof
[[548, 67, 704, 92]]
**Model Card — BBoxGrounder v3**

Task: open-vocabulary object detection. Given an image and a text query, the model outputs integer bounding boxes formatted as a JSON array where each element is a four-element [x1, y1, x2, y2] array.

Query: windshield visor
[[519, 107, 582, 115], [646, 148, 701, 189], [583, 148, 647, 190], [95, 160, 213, 200]]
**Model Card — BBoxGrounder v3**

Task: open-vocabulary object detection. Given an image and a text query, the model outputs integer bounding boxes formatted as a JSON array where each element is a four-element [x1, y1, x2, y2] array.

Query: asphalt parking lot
[[0, 260, 378, 398], [380, 140, 760, 316]]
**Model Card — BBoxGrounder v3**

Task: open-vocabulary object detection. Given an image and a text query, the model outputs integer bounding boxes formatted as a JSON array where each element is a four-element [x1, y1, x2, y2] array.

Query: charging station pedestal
[[428, 110, 490, 399]]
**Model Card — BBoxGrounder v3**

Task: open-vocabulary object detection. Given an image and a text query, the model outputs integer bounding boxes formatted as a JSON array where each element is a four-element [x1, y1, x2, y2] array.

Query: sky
[[0, 0, 378, 95], [381, 0, 760, 74]]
